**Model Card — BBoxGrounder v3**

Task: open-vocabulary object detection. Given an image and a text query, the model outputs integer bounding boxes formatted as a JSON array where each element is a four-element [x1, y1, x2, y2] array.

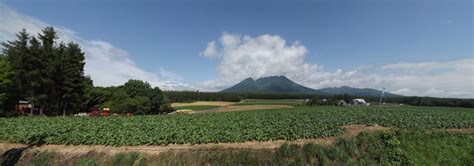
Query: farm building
[[351, 99, 367, 105], [338, 100, 348, 106], [16, 100, 30, 115]]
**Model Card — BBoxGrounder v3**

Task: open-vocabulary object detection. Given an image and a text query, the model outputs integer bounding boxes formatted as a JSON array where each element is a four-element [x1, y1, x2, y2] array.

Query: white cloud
[[0, 4, 194, 90], [199, 32, 315, 88], [159, 68, 183, 81], [201, 41, 217, 58], [198, 32, 385, 91], [381, 59, 473, 74], [382, 59, 474, 98], [199, 32, 474, 98], [391, 88, 474, 98], [391, 88, 417, 96]]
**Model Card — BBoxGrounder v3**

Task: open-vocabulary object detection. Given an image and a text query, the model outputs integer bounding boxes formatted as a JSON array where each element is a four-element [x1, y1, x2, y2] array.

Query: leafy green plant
[[0, 106, 472, 146]]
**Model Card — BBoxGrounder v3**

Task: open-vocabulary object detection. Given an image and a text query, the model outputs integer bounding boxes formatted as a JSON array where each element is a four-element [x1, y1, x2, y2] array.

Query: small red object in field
[[101, 108, 110, 117], [90, 107, 100, 117]]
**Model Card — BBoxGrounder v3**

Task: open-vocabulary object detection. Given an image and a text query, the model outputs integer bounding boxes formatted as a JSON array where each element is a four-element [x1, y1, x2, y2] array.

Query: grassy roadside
[[153, 130, 473, 165], [4, 130, 472, 165]]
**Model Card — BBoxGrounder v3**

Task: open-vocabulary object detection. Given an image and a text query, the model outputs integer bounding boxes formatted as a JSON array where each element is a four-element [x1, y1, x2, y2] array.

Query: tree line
[[164, 91, 474, 108], [87, 80, 173, 115], [0, 27, 172, 117]]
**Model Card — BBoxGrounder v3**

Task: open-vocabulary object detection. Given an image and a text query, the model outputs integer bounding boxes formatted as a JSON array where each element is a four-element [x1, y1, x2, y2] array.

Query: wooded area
[[0, 28, 172, 117]]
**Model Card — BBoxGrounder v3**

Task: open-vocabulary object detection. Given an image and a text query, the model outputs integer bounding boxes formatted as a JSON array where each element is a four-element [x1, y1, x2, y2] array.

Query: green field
[[0, 106, 472, 146], [173, 105, 220, 111], [236, 99, 304, 105]]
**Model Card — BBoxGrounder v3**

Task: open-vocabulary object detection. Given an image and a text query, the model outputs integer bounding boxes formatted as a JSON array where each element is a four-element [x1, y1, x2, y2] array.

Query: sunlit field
[[1, 106, 472, 146]]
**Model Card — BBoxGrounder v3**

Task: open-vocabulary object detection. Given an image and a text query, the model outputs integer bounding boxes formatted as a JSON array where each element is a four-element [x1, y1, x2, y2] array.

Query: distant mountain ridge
[[221, 76, 402, 97], [221, 76, 321, 94], [318, 86, 401, 97]]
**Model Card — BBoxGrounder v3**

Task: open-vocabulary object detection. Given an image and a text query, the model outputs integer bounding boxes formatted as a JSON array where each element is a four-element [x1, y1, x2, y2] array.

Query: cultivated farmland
[[0, 106, 472, 146], [236, 99, 305, 106]]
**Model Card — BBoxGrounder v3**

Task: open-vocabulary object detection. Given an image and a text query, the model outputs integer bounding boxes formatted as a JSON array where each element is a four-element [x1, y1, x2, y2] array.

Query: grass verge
[[152, 130, 473, 165], [4, 130, 472, 165]]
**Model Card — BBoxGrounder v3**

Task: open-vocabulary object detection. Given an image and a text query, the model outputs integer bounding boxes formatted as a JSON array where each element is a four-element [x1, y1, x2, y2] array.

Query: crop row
[[0, 106, 472, 146]]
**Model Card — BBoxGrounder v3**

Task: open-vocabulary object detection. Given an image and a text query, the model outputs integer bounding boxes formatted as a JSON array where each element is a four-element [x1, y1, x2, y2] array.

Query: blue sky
[[0, 0, 473, 98]]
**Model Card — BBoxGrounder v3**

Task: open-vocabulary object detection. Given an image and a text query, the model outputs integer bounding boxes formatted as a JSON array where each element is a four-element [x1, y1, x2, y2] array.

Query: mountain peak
[[256, 75, 291, 81], [242, 77, 255, 82], [221, 75, 320, 94]]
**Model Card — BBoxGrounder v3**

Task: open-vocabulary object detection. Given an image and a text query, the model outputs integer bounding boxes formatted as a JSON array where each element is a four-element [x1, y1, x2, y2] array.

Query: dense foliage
[[0, 57, 14, 116], [0, 28, 171, 116], [0, 28, 88, 116], [305, 97, 341, 106], [91, 80, 173, 114], [0, 106, 472, 146], [165, 91, 474, 108]]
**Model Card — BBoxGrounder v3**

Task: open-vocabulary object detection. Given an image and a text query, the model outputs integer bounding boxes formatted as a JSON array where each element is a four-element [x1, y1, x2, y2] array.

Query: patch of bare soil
[[171, 101, 236, 107], [342, 124, 390, 138], [208, 105, 293, 113], [444, 128, 474, 134]]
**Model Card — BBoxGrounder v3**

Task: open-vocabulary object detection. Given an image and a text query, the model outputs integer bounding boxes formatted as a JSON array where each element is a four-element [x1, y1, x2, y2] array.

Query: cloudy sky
[[0, 0, 472, 98]]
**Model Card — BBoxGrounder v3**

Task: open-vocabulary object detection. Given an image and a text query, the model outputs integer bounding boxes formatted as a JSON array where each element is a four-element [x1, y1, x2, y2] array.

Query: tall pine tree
[[0, 57, 14, 116], [60, 43, 86, 115], [1, 27, 89, 115], [1, 29, 30, 102], [52, 43, 67, 114], [25, 36, 51, 115], [38, 27, 58, 114]]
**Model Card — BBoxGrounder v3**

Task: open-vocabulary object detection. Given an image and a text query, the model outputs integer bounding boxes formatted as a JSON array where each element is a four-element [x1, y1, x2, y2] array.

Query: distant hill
[[221, 76, 321, 94], [317, 86, 401, 97], [221, 76, 401, 97]]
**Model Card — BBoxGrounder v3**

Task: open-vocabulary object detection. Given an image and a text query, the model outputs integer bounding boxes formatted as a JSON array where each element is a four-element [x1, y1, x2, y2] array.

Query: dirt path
[[443, 128, 474, 133]]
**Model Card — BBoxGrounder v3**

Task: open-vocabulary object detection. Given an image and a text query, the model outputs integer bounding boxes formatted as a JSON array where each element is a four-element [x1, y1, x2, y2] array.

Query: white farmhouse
[[351, 99, 367, 105]]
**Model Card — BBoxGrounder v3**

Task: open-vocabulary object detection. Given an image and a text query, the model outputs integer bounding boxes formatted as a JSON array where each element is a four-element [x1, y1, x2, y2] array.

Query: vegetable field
[[236, 99, 304, 106], [0, 106, 473, 146], [173, 105, 220, 111]]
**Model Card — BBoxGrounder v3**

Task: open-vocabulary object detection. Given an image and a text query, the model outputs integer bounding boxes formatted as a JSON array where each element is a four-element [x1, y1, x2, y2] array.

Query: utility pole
[[378, 87, 385, 111]]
